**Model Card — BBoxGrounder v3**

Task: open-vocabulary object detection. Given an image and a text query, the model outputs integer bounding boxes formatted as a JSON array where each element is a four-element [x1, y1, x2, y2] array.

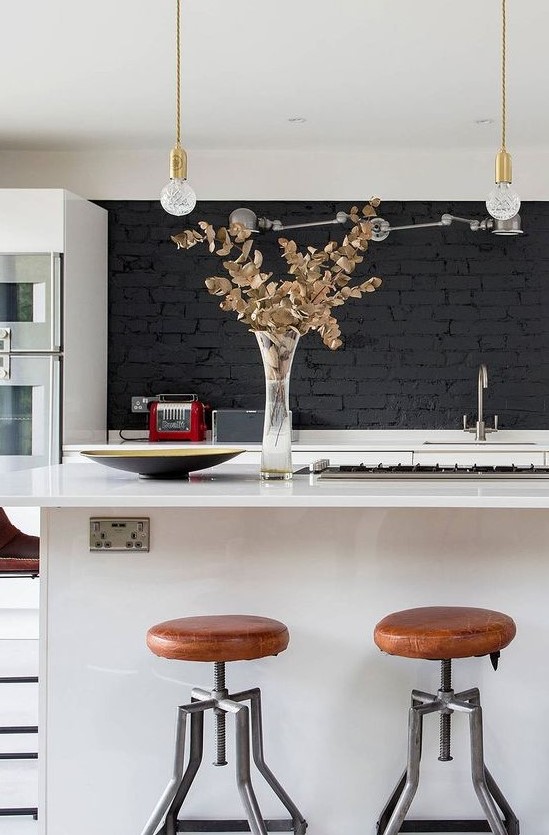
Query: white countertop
[[5, 461, 549, 508], [66, 428, 549, 454]]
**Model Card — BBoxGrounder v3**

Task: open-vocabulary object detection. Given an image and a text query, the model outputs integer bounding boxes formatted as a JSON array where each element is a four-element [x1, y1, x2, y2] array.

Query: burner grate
[[317, 463, 549, 479]]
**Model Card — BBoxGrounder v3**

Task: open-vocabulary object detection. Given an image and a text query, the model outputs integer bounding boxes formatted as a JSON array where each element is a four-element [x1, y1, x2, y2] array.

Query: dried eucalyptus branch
[[172, 199, 383, 350]]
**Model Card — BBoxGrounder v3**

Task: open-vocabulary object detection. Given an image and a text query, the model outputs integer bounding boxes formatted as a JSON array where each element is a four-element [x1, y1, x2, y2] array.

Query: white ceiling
[[1, 0, 546, 154]]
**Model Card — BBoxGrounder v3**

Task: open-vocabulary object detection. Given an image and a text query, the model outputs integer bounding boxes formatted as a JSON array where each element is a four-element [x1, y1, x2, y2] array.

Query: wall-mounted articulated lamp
[[228, 208, 523, 240]]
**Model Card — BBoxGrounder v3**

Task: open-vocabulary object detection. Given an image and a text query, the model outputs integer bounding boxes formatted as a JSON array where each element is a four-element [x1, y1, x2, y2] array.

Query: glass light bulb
[[485, 182, 521, 221], [160, 178, 197, 216]]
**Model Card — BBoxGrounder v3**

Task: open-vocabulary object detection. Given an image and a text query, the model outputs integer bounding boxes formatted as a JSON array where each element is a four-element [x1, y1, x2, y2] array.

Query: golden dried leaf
[[205, 276, 233, 296], [335, 256, 356, 272], [241, 239, 253, 260], [171, 230, 202, 249], [249, 274, 265, 290], [271, 307, 298, 327], [203, 224, 216, 245]]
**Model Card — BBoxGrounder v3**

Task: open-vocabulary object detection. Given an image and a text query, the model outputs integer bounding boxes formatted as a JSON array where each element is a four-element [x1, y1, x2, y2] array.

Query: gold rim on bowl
[[81, 448, 244, 459]]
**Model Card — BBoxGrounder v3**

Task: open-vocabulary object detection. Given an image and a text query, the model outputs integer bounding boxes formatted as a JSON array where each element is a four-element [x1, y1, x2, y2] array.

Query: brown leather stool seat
[[374, 605, 516, 660], [0, 557, 39, 575], [147, 614, 289, 662]]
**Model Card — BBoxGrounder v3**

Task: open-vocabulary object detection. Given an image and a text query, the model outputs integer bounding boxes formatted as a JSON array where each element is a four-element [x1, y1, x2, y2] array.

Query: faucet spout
[[463, 364, 498, 441], [477, 364, 488, 436]]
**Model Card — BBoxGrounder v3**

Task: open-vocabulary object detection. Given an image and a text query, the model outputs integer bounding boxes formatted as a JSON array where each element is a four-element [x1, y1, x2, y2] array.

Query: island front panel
[[41, 505, 540, 835]]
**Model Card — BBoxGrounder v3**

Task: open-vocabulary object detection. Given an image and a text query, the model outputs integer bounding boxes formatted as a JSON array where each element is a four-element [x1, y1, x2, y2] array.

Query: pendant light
[[160, 0, 196, 216], [485, 0, 520, 222]]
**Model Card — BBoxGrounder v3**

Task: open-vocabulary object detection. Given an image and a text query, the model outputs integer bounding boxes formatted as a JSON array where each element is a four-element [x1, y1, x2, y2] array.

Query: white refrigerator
[[0, 253, 63, 471], [0, 190, 108, 472]]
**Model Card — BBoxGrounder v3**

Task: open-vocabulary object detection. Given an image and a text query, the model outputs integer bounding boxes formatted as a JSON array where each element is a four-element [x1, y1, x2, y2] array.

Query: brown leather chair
[[141, 615, 307, 835], [374, 606, 518, 835]]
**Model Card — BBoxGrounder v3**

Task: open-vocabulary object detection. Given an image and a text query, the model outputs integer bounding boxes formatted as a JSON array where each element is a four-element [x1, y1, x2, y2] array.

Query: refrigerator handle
[[51, 253, 62, 352], [49, 356, 62, 465], [0, 354, 10, 380], [0, 328, 11, 353]]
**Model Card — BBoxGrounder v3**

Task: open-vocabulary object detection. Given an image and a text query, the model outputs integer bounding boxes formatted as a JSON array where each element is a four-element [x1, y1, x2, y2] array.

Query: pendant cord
[[176, 0, 181, 147], [501, 0, 506, 150]]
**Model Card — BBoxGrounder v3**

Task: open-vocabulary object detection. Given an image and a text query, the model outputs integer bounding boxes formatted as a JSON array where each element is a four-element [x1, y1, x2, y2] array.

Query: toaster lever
[[309, 458, 330, 473], [156, 393, 198, 403]]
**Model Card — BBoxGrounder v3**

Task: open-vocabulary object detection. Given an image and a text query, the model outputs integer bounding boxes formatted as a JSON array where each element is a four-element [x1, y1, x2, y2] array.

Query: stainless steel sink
[[422, 441, 537, 446]]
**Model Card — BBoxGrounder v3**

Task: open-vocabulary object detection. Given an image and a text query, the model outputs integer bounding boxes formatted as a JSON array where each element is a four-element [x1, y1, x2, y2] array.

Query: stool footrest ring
[[176, 819, 296, 831], [0, 677, 38, 684], [0, 807, 38, 818], [0, 725, 38, 734], [396, 821, 499, 832]]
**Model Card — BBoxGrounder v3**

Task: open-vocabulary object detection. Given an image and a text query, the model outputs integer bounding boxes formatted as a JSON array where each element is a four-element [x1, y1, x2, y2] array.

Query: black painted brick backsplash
[[96, 200, 549, 431]]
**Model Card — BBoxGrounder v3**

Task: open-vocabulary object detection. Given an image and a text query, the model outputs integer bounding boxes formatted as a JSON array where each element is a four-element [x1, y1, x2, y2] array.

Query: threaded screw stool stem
[[213, 661, 228, 766], [438, 659, 453, 762]]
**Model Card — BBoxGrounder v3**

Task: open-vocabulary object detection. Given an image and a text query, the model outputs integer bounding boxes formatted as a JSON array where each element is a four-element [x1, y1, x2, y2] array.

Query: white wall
[[1, 147, 549, 201]]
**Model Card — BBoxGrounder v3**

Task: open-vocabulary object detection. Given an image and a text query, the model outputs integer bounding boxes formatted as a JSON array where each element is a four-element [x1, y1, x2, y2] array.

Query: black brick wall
[[97, 200, 549, 431]]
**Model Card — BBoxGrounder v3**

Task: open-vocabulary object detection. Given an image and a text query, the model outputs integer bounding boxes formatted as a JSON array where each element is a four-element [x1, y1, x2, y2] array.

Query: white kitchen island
[[2, 460, 549, 835]]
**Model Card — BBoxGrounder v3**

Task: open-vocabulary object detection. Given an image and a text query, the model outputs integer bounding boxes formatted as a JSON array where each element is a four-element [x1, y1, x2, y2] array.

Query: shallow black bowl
[[80, 448, 245, 479]]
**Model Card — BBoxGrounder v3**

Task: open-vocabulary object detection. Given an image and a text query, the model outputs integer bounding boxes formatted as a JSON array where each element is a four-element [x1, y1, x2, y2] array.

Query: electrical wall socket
[[90, 518, 150, 551], [131, 396, 151, 413]]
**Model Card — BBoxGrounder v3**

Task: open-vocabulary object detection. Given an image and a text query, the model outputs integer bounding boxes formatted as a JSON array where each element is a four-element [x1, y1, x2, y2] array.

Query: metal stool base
[[141, 668, 307, 835], [377, 679, 519, 835]]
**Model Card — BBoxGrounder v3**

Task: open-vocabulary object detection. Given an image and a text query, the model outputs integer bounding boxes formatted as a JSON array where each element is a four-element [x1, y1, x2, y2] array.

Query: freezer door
[[0, 253, 62, 352], [0, 354, 61, 471]]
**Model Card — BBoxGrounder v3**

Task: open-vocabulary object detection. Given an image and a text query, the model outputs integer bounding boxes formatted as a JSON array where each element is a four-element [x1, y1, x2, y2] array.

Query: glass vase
[[255, 330, 300, 480]]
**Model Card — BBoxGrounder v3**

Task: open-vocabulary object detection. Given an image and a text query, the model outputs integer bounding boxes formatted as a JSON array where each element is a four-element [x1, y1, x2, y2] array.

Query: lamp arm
[[369, 213, 487, 240], [228, 207, 516, 238], [258, 211, 349, 233], [262, 213, 486, 237]]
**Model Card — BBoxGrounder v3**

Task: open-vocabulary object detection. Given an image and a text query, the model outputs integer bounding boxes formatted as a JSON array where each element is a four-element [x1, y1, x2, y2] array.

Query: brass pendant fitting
[[495, 149, 512, 184], [169, 146, 188, 180]]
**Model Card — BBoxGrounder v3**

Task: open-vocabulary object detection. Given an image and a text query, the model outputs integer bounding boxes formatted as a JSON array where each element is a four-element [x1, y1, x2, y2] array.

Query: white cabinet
[[0, 190, 65, 252]]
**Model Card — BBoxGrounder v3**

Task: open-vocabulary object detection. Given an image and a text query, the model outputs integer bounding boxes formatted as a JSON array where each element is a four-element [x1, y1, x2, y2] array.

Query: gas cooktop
[[309, 463, 549, 480]]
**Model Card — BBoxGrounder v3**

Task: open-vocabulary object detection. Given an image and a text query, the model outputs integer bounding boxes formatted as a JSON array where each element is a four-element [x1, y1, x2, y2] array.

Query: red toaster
[[148, 394, 207, 442]]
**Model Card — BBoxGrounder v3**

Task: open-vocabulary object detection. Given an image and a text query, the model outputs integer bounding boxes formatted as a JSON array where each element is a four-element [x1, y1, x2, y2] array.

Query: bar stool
[[374, 606, 519, 835], [141, 614, 307, 835], [0, 556, 39, 820]]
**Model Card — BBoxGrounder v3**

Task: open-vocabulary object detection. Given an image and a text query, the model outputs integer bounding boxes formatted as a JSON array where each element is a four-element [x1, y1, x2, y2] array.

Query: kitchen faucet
[[463, 364, 498, 441]]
